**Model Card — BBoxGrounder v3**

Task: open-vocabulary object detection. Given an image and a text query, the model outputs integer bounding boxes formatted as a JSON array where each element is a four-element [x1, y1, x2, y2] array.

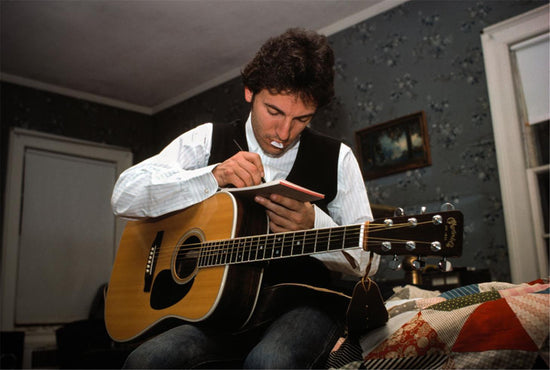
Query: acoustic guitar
[[105, 191, 463, 342]]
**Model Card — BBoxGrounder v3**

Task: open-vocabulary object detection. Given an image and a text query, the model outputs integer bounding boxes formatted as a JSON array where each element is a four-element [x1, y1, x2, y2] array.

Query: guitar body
[[105, 192, 266, 342]]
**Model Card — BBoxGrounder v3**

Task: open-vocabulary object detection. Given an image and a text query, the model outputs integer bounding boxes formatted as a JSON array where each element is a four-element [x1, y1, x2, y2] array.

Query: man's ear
[[244, 87, 253, 103]]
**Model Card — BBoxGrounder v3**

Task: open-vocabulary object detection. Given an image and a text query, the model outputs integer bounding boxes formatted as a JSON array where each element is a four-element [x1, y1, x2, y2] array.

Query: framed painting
[[355, 111, 431, 180]]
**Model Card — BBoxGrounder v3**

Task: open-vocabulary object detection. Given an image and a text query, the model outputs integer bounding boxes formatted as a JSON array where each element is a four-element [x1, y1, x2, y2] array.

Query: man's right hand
[[212, 151, 265, 188]]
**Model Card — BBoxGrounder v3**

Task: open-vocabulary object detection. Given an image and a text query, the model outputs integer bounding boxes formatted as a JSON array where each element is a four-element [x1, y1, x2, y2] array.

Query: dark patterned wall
[[1, 82, 155, 161], [316, 0, 547, 281], [153, 79, 250, 149], [2, 0, 546, 283]]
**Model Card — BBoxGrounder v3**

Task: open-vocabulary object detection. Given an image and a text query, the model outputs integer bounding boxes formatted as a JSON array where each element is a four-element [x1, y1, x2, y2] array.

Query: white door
[[1, 128, 132, 366], [15, 148, 119, 323]]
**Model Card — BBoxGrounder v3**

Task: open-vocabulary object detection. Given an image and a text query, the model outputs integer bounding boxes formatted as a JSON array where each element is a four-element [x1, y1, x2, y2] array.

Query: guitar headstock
[[366, 208, 463, 260]]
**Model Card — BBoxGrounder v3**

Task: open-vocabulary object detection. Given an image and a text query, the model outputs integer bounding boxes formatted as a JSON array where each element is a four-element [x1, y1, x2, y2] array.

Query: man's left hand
[[254, 194, 315, 233]]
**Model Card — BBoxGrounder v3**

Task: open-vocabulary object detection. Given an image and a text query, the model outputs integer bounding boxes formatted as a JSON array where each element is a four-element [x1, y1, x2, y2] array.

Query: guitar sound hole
[[174, 235, 200, 282]]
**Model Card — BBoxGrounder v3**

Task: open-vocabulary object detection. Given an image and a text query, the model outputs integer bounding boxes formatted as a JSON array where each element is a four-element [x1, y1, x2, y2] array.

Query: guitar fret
[[242, 237, 249, 262], [272, 235, 283, 258], [257, 235, 267, 260], [266, 235, 276, 259], [205, 242, 213, 267], [244, 237, 252, 262], [197, 242, 205, 267], [282, 233, 293, 257], [213, 242, 220, 265], [252, 236, 261, 261], [269, 235, 277, 258], [341, 227, 346, 249], [218, 241, 226, 265], [236, 238, 244, 263], [328, 227, 344, 251], [243, 237, 251, 262], [303, 229, 316, 254], [220, 242, 227, 264], [234, 239, 242, 263], [214, 241, 222, 266], [316, 228, 329, 252], [347, 225, 361, 249], [291, 231, 305, 256], [226, 239, 233, 263]]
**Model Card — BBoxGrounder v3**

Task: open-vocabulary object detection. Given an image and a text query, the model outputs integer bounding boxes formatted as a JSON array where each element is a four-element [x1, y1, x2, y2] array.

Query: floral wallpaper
[[314, 0, 538, 282], [2, 0, 546, 283], [318, 0, 547, 282]]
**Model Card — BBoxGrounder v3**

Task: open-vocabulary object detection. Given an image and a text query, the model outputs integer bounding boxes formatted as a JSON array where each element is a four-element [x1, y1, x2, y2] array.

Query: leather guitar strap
[[345, 254, 388, 340]]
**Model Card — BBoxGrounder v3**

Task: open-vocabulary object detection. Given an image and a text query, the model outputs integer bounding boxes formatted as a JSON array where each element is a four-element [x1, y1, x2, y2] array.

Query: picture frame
[[355, 111, 431, 180]]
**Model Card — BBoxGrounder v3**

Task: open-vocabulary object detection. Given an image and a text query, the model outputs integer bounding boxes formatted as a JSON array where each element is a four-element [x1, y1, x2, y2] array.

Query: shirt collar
[[244, 113, 300, 181]]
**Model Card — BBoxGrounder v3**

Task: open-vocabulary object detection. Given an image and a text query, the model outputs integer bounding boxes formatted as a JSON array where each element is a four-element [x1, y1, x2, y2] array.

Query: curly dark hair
[[241, 28, 335, 108]]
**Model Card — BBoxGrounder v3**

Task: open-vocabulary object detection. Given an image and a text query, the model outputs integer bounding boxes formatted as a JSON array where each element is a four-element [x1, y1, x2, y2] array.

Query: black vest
[[208, 120, 341, 288]]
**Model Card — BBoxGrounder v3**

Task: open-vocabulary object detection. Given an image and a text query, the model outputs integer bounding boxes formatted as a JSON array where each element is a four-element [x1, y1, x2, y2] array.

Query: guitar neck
[[198, 224, 365, 267], [197, 209, 463, 268]]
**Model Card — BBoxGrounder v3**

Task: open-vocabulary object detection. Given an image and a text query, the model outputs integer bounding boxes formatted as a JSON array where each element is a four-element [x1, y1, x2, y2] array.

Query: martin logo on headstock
[[444, 216, 458, 250]]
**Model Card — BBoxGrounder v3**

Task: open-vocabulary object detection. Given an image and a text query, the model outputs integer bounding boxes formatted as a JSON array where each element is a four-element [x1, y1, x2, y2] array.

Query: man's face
[[245, 87, 317, 157]]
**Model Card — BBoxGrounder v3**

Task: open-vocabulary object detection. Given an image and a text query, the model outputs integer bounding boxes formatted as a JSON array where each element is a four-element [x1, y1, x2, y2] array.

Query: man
[[112, 28, 378, 368]]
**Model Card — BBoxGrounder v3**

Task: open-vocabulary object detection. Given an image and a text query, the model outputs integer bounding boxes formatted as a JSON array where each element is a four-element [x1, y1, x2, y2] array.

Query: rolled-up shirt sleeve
[[111, 123, 218, 219]]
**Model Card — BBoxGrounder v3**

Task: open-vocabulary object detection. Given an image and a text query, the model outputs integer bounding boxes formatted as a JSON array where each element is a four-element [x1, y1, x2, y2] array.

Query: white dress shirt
[[111, 116, 379, 277]]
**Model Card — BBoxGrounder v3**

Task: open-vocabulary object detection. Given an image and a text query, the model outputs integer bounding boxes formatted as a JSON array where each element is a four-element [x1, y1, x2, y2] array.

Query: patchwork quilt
[[328, 279, 549, 369]]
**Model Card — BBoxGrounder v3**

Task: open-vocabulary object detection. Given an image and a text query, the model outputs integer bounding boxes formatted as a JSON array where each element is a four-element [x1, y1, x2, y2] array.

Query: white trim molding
[[481, 4, 549, 283], [1, 73, 154, 115]]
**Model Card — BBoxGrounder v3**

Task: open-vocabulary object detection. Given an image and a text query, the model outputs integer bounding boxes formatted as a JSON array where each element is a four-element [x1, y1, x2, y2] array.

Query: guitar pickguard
[[150, 270, 194, 310]]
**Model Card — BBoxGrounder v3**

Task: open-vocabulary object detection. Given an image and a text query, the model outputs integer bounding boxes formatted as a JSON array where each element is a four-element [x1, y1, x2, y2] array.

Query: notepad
[[225, 179, 324, 202]]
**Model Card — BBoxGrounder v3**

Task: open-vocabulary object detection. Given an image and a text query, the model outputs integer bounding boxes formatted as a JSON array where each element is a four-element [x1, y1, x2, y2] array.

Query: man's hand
[[254, 194, 315, 233], [212, 151, 264, 188]]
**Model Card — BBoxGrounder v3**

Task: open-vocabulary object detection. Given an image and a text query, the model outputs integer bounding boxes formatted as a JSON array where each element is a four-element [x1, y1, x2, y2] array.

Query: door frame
[[481, 4, 549, 282]]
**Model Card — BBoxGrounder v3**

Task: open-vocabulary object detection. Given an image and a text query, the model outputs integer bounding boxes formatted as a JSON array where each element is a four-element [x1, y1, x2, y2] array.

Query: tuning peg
[[389, 255, 402, 270], [381, 241, 392, 252], [432, 215, 443, 225], [438, 257, 452, 272], [411, 257, 426, 270], [440, 203, 455, 211], [430, 241, 442, 252], [405, 241, 416, 251], [393, 207, 405, 217]]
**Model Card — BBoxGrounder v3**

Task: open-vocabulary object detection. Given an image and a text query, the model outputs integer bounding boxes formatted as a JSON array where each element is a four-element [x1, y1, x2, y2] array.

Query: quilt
[[327, 279, 549, 369]]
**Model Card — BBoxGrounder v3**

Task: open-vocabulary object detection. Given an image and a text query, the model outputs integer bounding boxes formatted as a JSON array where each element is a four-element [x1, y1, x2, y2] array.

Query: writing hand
[[213, 151, 265, 188], [254, 194, 315, 233]]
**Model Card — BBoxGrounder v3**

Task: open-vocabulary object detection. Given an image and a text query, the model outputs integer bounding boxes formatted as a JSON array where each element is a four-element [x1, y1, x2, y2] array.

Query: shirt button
[[204, 188, 209, 194]]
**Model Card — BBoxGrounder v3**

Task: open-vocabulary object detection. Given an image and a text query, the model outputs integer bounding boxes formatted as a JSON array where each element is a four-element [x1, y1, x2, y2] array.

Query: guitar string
[[147, 220, 434, 260], [145, 220, 443, 265], [150, 220, 438, 264]]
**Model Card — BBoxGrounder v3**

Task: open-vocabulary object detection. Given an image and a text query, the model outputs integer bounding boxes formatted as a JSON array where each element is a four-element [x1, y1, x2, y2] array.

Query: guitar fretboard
[[198, 224, 365, 267]]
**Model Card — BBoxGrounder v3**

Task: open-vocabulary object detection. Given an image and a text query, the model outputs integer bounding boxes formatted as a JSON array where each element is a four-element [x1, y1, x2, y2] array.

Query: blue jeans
[[123, 306, 343, 369]]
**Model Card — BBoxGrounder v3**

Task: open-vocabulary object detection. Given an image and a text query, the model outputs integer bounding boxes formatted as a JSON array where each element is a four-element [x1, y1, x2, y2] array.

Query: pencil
[[233, 139, 266, 183]]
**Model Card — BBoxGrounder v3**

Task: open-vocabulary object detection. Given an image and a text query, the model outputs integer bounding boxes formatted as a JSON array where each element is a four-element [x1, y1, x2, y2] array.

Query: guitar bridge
[[144, 231, 164, 292]]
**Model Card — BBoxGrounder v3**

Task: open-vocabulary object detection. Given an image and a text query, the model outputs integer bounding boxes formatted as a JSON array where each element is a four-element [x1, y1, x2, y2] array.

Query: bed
[[327, 279, 549, 369]]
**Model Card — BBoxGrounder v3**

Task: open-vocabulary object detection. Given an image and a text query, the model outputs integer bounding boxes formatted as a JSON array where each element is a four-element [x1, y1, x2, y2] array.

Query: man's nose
[[275, 118, 292, 141]]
